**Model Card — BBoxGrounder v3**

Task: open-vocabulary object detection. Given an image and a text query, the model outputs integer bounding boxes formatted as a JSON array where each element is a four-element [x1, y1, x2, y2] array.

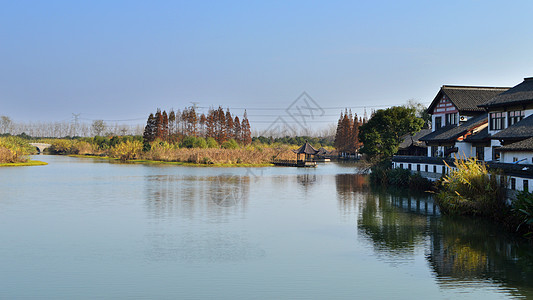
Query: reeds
[[436, 157, 506, 216], [0, 136, 35, 163]]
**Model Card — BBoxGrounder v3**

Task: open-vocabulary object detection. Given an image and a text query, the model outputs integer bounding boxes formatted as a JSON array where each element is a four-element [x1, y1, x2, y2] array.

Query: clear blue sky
[[1, 0, 532, 131]]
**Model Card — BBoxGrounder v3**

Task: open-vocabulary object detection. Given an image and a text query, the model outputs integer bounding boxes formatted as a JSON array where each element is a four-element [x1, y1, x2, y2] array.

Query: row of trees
[[334, 110, 364, 155], [143, 106, 252, 146], [0, 116, 143, 138], [333, 104, 425, 159]]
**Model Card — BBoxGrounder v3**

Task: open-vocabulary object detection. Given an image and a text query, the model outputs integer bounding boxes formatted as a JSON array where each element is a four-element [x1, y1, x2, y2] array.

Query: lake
[[1, 156, 532, 299]]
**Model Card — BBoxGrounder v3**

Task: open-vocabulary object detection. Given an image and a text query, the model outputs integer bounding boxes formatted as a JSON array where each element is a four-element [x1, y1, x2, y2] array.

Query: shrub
[[0, 136, 35, 163], [436, 157, 506, 217], [206, 137, 219, 148], [50, 139, 76, 154], [221, 139, 239, 149], [193, 137, 208, 149], [109, 140, 142, 161], [513, 190, 533, 235], [180, 136, 196, 148]]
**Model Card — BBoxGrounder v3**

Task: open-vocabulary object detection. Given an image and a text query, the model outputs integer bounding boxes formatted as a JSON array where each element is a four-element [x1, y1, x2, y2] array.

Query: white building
[[393, 78, 533, 192]]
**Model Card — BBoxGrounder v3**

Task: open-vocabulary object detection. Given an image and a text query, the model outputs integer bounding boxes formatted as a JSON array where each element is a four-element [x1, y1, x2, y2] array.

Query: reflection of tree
[[428, 216, 533, 296], [337, 174, 533, 295], [358, 189, 429, 256], [335, 174, 367, 207], [144, 174, 249, 219]]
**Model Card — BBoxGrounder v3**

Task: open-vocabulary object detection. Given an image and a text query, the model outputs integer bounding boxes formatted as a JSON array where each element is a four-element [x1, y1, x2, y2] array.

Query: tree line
[[0, 115, 143, 138], [334, 110, 365, 155], [143, 106, 252, 146], [334, 103, 426, 159]]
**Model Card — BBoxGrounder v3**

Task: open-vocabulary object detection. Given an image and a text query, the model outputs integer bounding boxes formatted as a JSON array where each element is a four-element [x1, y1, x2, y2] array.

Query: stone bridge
[[29, 143, 52, 154]]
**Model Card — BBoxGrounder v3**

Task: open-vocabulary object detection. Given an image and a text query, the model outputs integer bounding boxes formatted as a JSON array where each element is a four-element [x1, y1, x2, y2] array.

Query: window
[[508, 110, 525, 126], [425, 165, 428, 172], [417, 164, 420, 172], [510, 178, 516, 190], [446, 113, 457, 125], [435, 116, 442, 130], [489, 112, 505, 130], [408, 164, 412, 170], [524, 180, 529, 192], [399, 163, 403, 169], [476, 147, 484, 161], [492, 146, 501, 161], [433, 165, 437, 173], [431, 146, 438, 157]]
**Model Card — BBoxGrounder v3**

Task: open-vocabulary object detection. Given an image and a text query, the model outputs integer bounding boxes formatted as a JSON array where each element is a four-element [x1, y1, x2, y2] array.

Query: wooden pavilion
[[272, 141, 318, 167]]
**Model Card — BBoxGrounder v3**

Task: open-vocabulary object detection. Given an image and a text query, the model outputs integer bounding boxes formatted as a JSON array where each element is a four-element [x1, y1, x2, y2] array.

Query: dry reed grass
[[142, 146, 295, 164]]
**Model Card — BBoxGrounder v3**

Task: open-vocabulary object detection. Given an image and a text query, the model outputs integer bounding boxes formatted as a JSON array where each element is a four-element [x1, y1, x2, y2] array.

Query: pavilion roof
[[293, 141, 319, 155]]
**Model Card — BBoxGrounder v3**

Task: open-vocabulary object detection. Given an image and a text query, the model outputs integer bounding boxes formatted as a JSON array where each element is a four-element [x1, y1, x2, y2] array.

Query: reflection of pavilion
[[297, 174, 317, 187]]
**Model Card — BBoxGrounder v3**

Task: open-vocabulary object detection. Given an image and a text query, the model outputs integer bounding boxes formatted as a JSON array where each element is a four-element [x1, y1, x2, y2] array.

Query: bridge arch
[[29, 143, 52, 154]]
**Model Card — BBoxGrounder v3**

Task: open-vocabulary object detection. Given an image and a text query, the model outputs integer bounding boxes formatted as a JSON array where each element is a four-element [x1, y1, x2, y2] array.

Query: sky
[[1, 0, 533, 133]]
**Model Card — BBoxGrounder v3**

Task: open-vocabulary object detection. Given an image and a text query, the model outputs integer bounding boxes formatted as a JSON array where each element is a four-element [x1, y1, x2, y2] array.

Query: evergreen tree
[[155, 109, 163, 140], [163, 111, 170, 140], [234, 116, 241, 144], [241, 110, 252, 145], [143, 113, 156, 149], [168, 110, 176, 135], [226, 109, 234, 140]]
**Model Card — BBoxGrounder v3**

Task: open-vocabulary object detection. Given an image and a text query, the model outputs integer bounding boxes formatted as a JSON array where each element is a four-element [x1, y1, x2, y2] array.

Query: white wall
[[454, 142, 475, 159], [393, 161, 533, 192], [501, 151, 533, 164]]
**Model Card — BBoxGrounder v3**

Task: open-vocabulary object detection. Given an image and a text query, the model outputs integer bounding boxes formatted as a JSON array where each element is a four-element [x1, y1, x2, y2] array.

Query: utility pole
[[72, 113, 81, 137], [190, 102, 199, 111]]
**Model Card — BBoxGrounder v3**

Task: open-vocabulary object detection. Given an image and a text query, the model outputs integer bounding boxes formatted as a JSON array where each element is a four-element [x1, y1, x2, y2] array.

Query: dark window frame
[[490, 112, 505, 130], [508, 110, 525, 127]]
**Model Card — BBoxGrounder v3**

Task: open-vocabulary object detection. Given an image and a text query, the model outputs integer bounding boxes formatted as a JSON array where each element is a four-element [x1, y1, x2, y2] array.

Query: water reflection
[[335, 174, 533, 297], [358, 189, 429, 261], [428, 216, 533, 296], [144, 174, 250, 220], [144, 231, 266, 263], [143, 173, 263, 263]]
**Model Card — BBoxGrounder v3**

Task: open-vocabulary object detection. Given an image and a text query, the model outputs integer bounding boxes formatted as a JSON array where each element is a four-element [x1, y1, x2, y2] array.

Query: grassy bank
[[41, 136, 307, 165], [0, 160, 48, 167], [69, 155, 273, 167]]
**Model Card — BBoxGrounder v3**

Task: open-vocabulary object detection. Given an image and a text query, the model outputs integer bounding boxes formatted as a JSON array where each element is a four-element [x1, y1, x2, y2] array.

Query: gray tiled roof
[[479, 77, 533, 109], [463, 127, 490, 142], [293, 141, 318, 155], [492, 114, 533, 140], [399, 129, 432, 149], [499, 137, 533, 152], [427, 86, 510, 114], [419, 114, 487, 143]]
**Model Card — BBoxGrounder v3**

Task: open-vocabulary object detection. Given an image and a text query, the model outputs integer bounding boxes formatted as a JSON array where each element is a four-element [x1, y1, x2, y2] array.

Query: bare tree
[[91, 120, 106, 136], [0, 116, 13, 134]]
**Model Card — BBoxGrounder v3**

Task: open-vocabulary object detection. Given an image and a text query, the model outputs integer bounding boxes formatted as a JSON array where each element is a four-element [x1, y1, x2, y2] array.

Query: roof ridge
[[441, 85, 510, 90]]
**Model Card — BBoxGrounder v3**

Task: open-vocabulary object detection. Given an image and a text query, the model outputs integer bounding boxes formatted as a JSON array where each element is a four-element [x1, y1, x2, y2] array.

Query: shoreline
[[0, 160, 48, 167], [67, 154, 274, 167]]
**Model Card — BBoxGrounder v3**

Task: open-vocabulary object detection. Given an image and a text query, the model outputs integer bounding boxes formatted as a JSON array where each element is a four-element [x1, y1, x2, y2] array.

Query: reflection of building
[[427, 217, 533, 297]]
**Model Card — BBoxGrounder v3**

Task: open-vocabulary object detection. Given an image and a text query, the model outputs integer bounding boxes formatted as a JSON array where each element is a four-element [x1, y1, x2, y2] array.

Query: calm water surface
[[1, 155, 533, 299]]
